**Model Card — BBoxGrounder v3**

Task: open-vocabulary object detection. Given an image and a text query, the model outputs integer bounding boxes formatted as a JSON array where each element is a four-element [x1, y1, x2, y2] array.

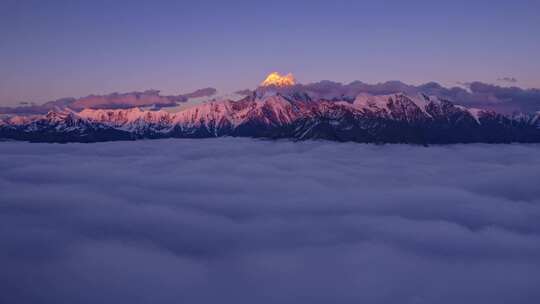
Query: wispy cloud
[[497, 77, 518, 83], [235, 89, 253, 96]]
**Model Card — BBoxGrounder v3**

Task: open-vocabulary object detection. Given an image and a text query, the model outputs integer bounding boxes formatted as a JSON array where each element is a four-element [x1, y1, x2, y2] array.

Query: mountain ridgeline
[[1, 88, 539, 144]]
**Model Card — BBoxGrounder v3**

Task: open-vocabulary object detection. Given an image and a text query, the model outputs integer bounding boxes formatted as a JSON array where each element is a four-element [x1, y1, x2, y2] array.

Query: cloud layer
[[1, 139, 540, 303], [0, 88, 217, 115], [2, 80, 538, 115]]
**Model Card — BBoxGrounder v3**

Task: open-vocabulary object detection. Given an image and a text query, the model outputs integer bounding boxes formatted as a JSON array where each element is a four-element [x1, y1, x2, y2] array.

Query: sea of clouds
[[1, 138, 540, 304]]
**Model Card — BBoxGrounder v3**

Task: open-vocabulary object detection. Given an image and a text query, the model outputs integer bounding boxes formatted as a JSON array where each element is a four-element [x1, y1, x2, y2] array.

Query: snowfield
[[1, 139, 540, 303]]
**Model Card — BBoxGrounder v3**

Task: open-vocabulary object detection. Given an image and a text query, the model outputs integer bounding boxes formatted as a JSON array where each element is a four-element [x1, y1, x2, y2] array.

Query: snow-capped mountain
[[0, 110, 132, 142], [260, 72, 297, 87], [1, 92, 539, 143]]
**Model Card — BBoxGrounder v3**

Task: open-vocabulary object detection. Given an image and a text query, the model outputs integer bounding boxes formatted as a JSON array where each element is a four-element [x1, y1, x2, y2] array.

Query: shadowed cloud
[[0, 88, 217, 115], [1, 139, 540, 303]]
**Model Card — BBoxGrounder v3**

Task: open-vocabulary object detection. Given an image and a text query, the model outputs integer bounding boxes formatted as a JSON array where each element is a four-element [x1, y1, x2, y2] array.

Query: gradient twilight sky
[[1, 0, 539, 106]]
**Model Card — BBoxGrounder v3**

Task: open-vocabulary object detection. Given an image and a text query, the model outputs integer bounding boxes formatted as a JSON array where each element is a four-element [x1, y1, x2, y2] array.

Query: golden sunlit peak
[[261, 72, 296, 87]]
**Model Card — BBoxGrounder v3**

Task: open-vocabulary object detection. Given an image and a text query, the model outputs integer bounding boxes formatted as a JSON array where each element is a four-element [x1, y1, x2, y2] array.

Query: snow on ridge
[[465, 108, 484, 123], [3, 92, 535, 134], [352, 92, 430, 115], [79, 108, 172, 125], [353, 93, 391, 110]]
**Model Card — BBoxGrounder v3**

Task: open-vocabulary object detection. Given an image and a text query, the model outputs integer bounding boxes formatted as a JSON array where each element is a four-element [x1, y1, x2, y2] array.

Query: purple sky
[[1, 0, 539, 106]]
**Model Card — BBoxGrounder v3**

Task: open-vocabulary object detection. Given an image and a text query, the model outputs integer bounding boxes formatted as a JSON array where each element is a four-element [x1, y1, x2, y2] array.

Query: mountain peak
[[261, 72, 296, 87]]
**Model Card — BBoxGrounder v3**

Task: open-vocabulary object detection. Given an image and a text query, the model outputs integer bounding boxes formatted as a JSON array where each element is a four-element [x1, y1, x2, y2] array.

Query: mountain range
[[1, 82, 539, 144]]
